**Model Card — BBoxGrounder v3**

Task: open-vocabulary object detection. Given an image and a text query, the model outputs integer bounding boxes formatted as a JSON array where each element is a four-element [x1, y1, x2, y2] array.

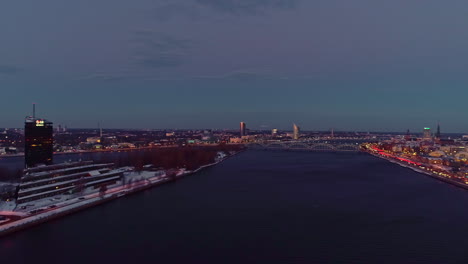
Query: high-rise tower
[[240, 122, 247, 137], [293, 123, 300, 140], [435, 122, 441, 139], [422, 127, 431, 140], [25, 104, 53, 168]]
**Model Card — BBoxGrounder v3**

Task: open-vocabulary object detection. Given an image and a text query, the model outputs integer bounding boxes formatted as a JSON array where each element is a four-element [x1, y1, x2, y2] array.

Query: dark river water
[[2, 150, 468, 264]]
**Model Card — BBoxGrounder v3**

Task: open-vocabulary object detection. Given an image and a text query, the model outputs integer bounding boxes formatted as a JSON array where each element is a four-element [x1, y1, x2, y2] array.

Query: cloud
[[137, 54, 184, 68], [193, 68, 287, 81], [131, 30, 192, 69], [78, 30, 192, 81], [153, 0, 299, 21], [153, 3, 202, 21], [195, 0, 298, 15], [0, 65, 22, 75], [78, 73, 131, 82]]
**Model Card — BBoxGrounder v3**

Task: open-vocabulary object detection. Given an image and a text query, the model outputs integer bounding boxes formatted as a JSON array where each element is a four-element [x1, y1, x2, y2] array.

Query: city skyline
[[0, 109, 457, 135], [0, 103, 457, 134], [2, 1, 468, 131], [0, 117, 454, 134]]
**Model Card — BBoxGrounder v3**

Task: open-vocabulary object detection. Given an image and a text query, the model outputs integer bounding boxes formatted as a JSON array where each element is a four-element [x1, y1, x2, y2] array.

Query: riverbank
[[0, 151, 241, 237], [0, 144, 242, 159], [364, 147, 468, 190]]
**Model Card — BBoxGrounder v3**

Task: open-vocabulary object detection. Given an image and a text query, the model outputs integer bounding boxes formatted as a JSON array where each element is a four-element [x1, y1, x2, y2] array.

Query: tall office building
[[293, 123, 300, 140], [240, 122, 247, 137], [435, 123, 441, 139], [25, 106, 53, 168], [422, 127, 431, 140]]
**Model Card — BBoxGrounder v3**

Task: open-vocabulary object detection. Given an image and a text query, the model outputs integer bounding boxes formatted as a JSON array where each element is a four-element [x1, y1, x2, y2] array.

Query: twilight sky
[[2, 0, 468, 132]]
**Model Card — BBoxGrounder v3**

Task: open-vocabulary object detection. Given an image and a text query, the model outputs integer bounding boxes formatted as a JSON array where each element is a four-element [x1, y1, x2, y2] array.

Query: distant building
[[435, 123, 441, 139], [423, 127, 432, 140], [271, 128, 278, 137], [25, 108, 53, 168], [118, 143, 136, 148], [405, 129, 411, 141], [241, 135, 255, 142], [203, 130, 213, 140], [229, 137, 242, 144], [293, 123, 300, 140], [240, 122, 247, 137], [86, 137, 101, 144]]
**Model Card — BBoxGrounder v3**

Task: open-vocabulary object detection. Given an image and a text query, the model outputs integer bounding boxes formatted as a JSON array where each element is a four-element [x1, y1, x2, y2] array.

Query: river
[[1, 150, 468, 263]]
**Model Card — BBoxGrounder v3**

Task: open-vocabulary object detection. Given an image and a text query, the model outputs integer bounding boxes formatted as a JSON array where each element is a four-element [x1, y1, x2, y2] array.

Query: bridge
[[246, 140, 368, 152]]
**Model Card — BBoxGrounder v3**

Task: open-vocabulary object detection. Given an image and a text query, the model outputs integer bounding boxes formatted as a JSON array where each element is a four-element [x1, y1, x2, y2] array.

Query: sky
[[2, 0, 468, 132]]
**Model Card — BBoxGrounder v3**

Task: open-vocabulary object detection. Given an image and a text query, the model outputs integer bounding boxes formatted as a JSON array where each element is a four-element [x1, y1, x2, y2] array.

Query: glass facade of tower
[[240, 122, 246, 137], [293, 124, 300, 140], [25, 118, 53, 168]]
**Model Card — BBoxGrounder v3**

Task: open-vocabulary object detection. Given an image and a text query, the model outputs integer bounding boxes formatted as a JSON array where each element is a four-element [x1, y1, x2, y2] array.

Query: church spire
[[405, 129, 411, 140]]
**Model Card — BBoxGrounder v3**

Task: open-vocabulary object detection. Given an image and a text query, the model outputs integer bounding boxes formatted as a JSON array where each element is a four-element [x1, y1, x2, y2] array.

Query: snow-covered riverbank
[[0, 151, 239, 237]]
